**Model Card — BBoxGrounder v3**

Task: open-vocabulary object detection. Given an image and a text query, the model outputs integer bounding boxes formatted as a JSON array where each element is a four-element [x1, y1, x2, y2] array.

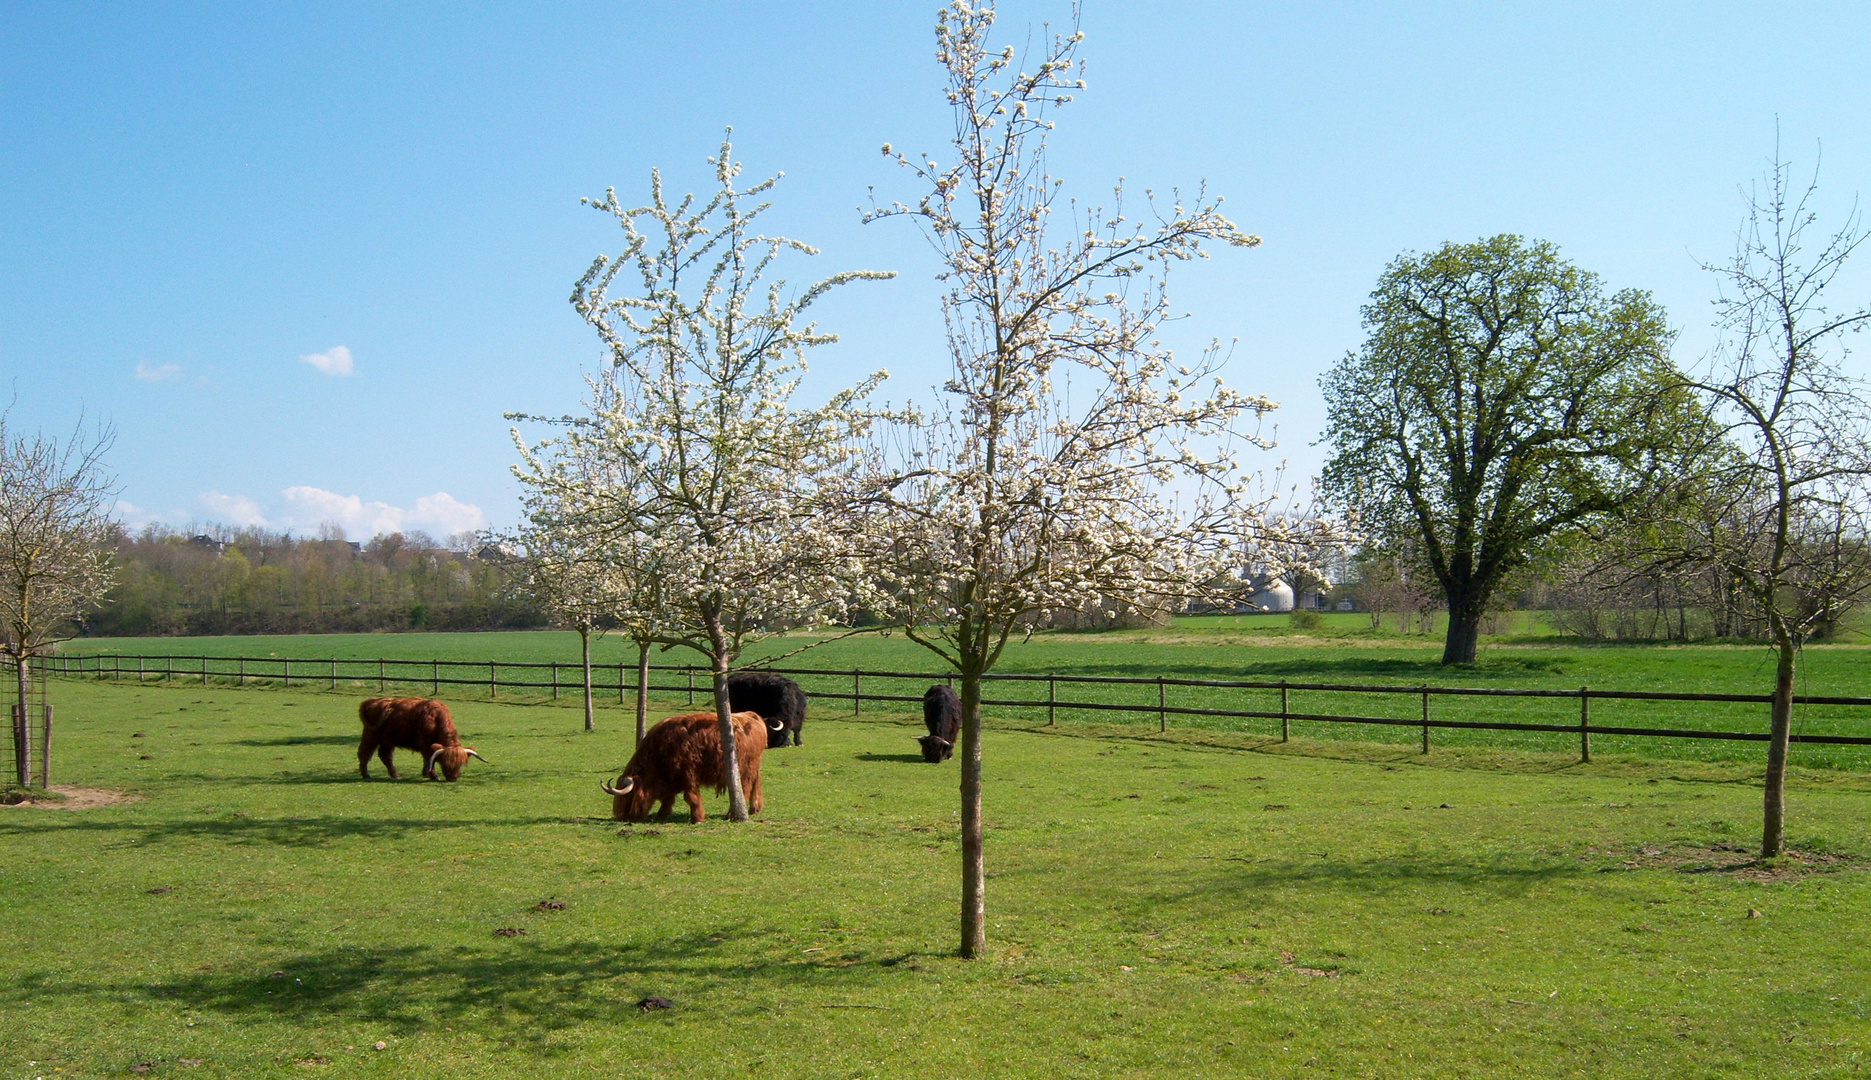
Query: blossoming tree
[[523, 137, 891, 820], [865, 1, 1287, 957], [0, 414, 117, 788]]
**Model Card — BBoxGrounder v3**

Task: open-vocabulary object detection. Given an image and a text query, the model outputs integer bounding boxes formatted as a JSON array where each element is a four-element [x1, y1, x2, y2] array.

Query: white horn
[[767, 716, 786, 731], [463, 748, 486, 763], [600, 777, 634, 796], [427, 747, 445, 769]]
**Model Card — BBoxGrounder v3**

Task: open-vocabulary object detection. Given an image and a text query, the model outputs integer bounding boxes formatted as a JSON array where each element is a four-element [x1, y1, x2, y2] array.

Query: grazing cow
[[357, 697, 485, 781], [601, 710, 783, 823], [917, 684, 961, 763], [725, 671, 809, 748]]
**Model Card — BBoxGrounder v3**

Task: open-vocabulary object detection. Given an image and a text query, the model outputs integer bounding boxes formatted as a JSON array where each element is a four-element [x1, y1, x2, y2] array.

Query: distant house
[[189, 534, 226, 553]]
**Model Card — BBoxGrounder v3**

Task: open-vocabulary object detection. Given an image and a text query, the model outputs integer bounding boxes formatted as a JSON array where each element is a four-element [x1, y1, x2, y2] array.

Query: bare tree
[[0, 413, 118, 787], [520, 137, 891, 821], [1682, 147, 1871, 858], [866, 1, 1292, 957]]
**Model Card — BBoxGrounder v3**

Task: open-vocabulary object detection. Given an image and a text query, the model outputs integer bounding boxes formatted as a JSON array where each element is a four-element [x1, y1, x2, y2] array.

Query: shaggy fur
[[917, 684, 961, 763], [725, 671, 809, 748], [357, 697, 481, 781], [607, 711, 778, 823]]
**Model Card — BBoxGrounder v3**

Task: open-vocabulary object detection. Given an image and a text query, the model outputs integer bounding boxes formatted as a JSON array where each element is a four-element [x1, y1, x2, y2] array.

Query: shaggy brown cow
[[601, 710, 781, 823], [357, 697, 485, 781]]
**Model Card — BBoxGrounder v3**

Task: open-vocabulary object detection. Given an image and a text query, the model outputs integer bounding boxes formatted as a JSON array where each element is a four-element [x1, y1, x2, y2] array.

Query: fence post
[[619, 662, 626, 705], [1280, 681, 1290, 742], [378, 659, 385, 693], [552, 662, 559, 701], [1579, 685, 1591, 763], [686, 668, 695, 706], [115, 655, 122, 682], [137, 656, 144, 683], [200, 656, 206, 685], [330, 659, 337, 691], [1420, 687, 1430, 754], [238, 658, 245, 686], [36, 703, 50, 789], [166, 657, 172, 683], [283, 659, 290, 689], [1158, 676, 1167, 732], [853, 670, 861, 716], [1048, 677, 1056, 726], [490, 661, 497, 700], [432, 660, 439, 697]]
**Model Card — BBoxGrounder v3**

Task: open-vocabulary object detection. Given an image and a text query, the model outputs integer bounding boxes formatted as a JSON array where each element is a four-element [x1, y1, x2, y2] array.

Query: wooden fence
[[40, 651, 1871, 762]]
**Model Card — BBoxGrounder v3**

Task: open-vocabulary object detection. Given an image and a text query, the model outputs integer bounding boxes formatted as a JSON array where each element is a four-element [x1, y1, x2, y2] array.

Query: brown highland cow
[[357, 697, 485, 781], [602, 710, 781, 823]]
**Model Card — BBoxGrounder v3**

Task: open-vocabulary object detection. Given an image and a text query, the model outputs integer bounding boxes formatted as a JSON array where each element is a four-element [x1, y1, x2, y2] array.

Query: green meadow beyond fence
[[36, 650, 1871, 767]]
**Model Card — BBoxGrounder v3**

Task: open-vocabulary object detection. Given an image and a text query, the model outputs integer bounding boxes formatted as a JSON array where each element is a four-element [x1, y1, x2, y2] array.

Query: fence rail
[[39, 651, 1871, 759]]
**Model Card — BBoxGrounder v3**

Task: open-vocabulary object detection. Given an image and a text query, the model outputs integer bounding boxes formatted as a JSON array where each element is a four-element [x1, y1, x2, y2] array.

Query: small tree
[[1680, 149, 1871, 858], [1321, 236, 1708, 664], [525, 137, 891, 821], [866, 1, 1286, 957], [511, 386, 676, 744], [0, 414, 118, 787]]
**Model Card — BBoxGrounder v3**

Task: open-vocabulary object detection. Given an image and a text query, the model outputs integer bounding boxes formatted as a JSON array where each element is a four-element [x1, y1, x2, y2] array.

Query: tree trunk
[[958, 670, 986, 958], [708, 640, 748, 823], [1762, 626, 1796, 858], [1441, 592, 1483, 664], [12, 653, 31, 788], [580, 625, 594, 732], [635, 640, 651, 745]]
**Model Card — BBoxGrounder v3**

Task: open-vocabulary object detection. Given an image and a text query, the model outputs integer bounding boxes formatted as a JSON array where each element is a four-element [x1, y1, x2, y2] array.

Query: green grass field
[[54, 621, 1871, 770], [2, 675, 1869, 1077]]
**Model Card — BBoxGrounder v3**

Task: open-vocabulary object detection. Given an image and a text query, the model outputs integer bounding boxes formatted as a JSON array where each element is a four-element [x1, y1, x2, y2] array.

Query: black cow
[[917, 684, 961, 762], [725, 671, 809, 748]]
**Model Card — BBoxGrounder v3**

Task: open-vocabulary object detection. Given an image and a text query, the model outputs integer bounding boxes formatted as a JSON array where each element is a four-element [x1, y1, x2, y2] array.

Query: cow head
[[426, 744, 485, 781], [915, 734, 952, 763], [601, 774, 654, 821]]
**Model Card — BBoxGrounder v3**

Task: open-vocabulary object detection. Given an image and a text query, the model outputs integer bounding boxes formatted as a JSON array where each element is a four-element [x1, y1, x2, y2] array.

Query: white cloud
[[114, 500, 186, 529], [190, 486, 485, 540], [277, 486, 484, 539], [409, 492, 486, 535], [134, 361, 184, 382], [198, 491, 270, 528], [299, 345, 354, 376]]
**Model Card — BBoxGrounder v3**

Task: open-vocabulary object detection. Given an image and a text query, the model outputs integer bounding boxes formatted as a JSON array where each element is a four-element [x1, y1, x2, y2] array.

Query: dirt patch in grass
[[0, 785, 141, 810], [1617, 842, 1856, 880]]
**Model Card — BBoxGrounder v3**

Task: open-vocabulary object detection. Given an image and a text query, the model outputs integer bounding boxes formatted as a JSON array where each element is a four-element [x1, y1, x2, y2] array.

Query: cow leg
[[379, 743, 400, 779], [791, 726, 801, 747], [357, 735, 378, 779], [656, 796, 675, 821], [748, 770, 763, 815], [684, 788, 705, 824]]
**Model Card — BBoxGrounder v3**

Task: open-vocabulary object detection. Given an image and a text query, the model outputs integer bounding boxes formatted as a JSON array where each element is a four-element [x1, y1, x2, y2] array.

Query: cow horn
[[930, 736, 951, 748], [767, 716, 786, 731], [600, 777, 634, 796], [463, 748, 486, 763], [426, 747, 445, 769]]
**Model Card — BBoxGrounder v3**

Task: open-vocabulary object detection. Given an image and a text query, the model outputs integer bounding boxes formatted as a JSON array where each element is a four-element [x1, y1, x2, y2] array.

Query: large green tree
[[1322, 235, 1704, 664]]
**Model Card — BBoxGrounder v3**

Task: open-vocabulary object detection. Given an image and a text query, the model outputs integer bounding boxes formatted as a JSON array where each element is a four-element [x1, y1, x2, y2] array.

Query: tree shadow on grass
[[232, 735, 359, 747], [0, 813, 591, 847], [854, 752, 931, 764], [0, 928, 914, 1035], [1042, 655, 1573, 683], [1169, 853, 1585, 905]]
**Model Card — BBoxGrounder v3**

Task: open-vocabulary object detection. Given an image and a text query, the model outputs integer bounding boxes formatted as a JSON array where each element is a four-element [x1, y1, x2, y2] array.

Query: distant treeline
[[85, 525, 545, 637]]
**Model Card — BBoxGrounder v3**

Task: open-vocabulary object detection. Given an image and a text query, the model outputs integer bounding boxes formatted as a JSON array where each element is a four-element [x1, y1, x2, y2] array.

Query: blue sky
[[4, 2, 1868, 540]]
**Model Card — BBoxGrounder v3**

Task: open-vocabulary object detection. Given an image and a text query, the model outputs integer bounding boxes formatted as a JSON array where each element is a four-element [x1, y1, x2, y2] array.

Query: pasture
[[2, 672, 1869, 1077], [56, 622, 1871, 769]]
